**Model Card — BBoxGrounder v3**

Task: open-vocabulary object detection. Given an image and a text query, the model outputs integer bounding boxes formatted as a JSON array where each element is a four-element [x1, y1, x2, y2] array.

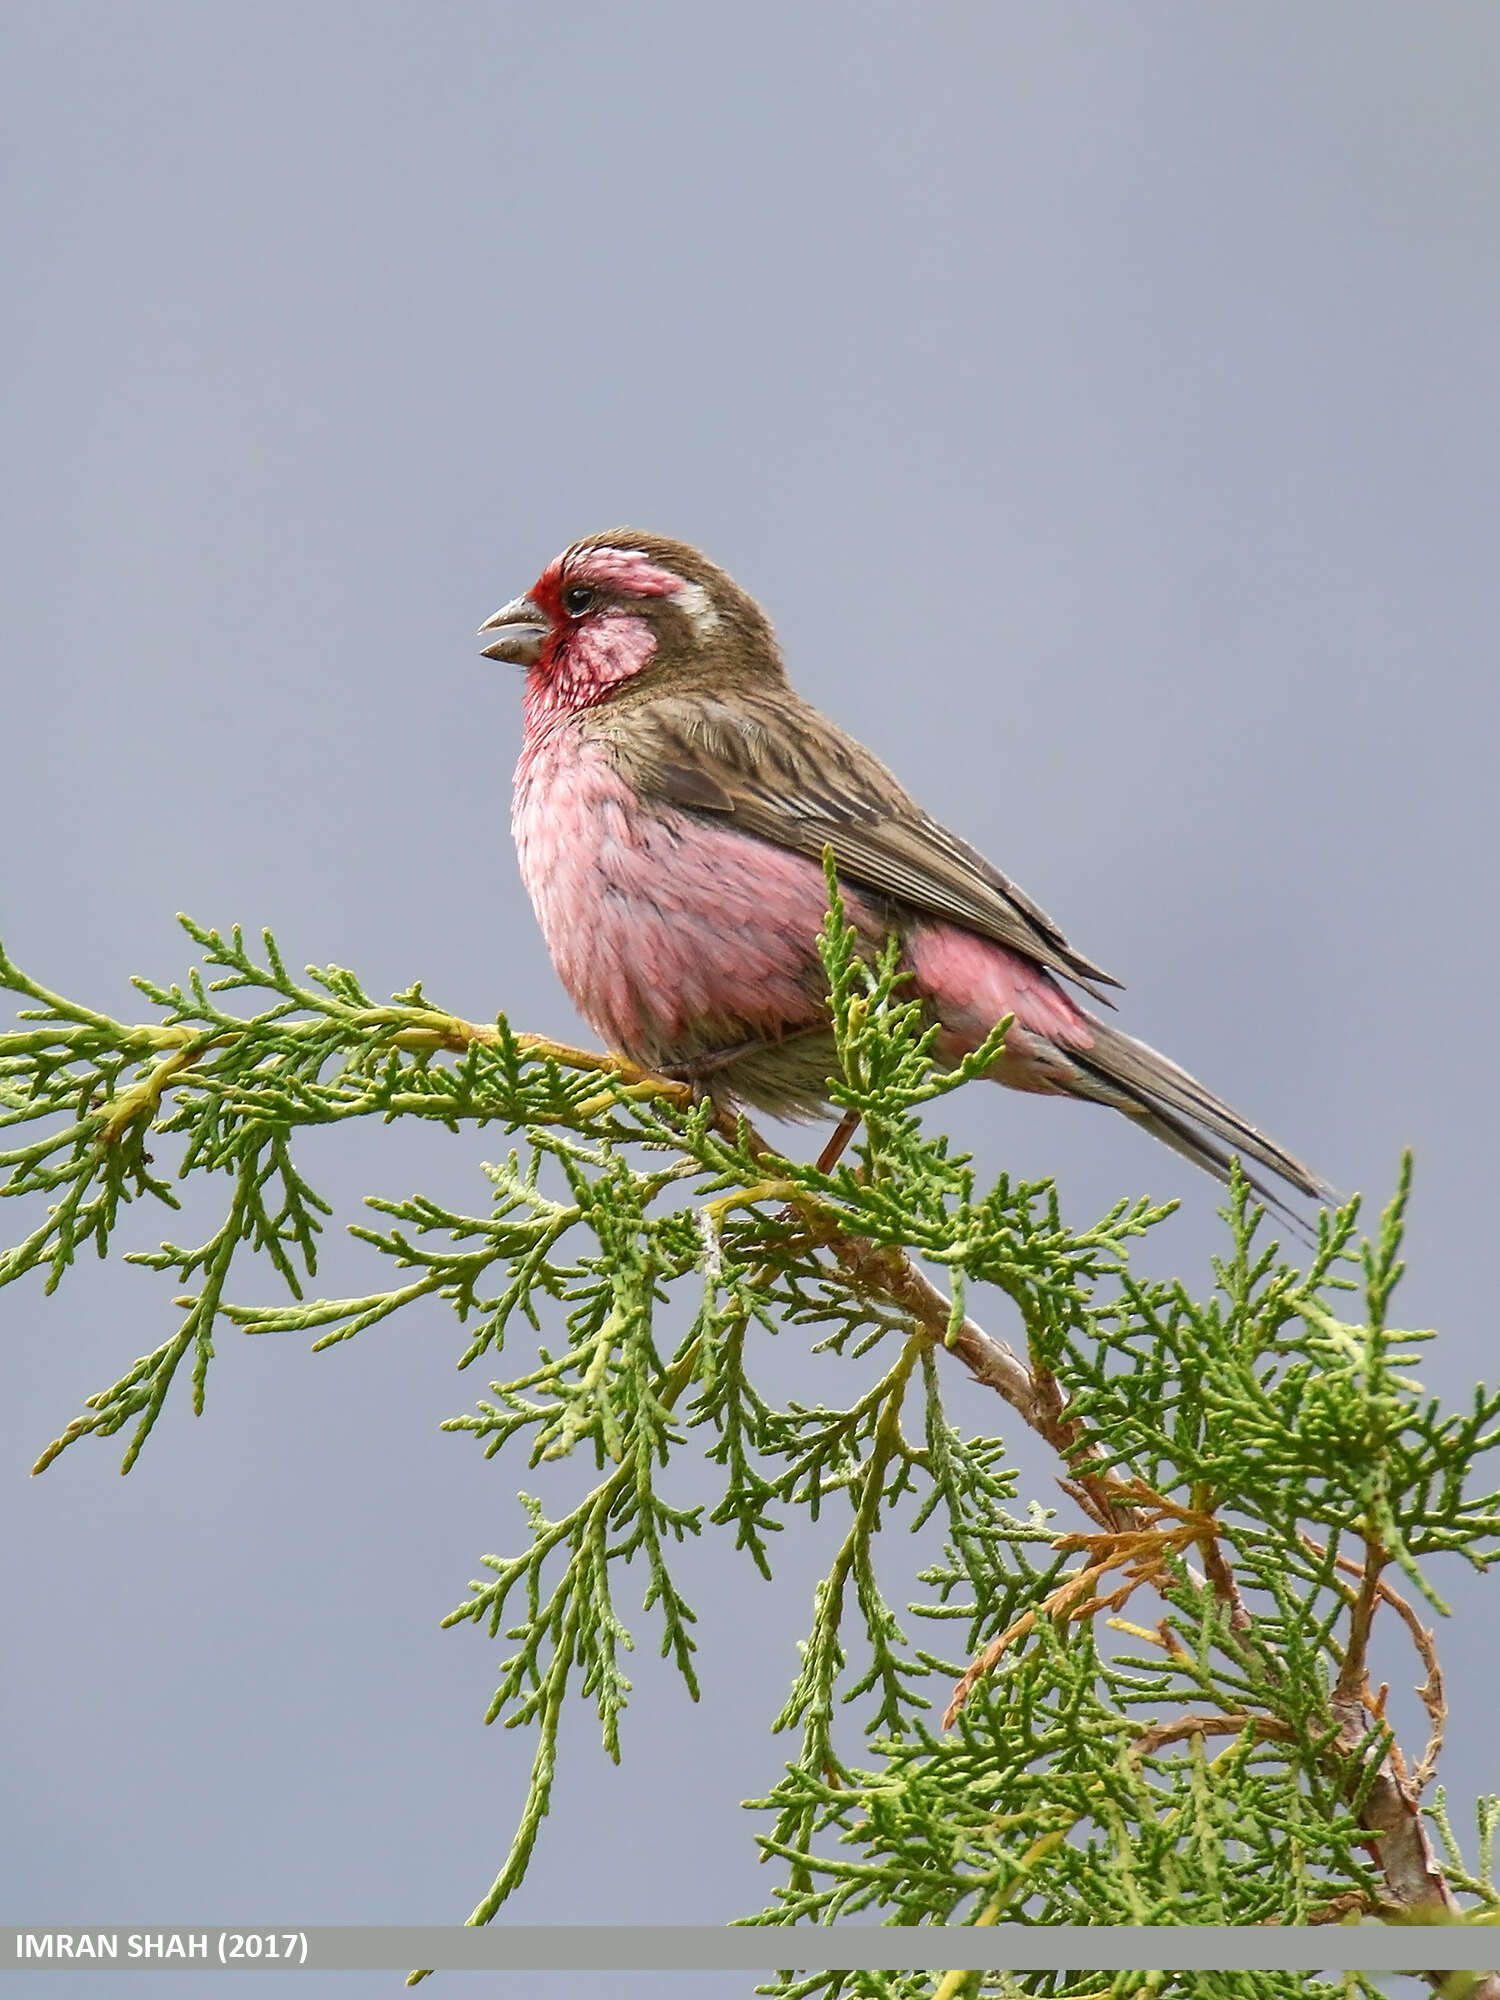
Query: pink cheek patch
[[574, 615, 660, 691], [524, 615, 660, 728]]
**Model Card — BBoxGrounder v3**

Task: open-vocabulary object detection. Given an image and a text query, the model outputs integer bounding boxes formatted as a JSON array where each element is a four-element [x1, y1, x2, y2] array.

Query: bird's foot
[[660, 1037, 774, 1086], [659, 1038, 772, 1106], [661, 1026, 826, 1101]]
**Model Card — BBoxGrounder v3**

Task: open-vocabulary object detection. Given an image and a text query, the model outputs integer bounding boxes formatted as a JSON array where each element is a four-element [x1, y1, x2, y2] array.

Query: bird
[[479, 529, 1327, 1209]]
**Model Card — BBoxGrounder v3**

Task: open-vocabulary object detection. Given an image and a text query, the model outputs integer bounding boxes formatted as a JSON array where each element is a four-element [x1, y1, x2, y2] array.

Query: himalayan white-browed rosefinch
[[480, 530, 1326, 1206]]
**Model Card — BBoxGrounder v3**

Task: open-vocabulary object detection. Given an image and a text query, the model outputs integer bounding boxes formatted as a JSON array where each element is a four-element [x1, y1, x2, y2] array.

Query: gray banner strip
[[4, 1927, 1499, 1973]]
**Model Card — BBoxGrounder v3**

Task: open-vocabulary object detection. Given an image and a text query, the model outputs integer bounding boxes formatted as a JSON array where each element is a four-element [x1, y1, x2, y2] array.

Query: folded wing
[[599, 686, 1123, 1004]]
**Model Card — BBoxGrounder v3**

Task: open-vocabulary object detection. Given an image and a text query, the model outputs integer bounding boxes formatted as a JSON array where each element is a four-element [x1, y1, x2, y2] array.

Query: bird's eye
[[562, 585, 596, 617]]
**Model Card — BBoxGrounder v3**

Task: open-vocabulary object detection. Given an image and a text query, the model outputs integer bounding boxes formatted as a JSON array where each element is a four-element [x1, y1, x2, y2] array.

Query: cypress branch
[[4, 908, 1499, 1997]]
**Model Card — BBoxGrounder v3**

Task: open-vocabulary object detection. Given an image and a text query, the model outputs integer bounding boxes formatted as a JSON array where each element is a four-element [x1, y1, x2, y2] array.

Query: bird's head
[[478, 530, 783, 723]]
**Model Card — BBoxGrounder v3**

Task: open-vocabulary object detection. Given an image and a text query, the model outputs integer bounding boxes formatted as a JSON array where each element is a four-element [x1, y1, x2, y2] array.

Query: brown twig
[[1335, 1532, 1387, 1710], [1302, 1530, 1448, 1797], [813, 1107, 862, 1175], [1317, 1537, 1474, 1974], [817, 1228, 1142, 1533], [1189, 1474, 1256, 1636], [1129, 1712, 1297, 1760]]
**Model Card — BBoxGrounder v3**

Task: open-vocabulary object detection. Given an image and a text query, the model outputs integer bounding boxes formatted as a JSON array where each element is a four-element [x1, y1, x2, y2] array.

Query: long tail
[[1068, 1016, 1333, 1218]]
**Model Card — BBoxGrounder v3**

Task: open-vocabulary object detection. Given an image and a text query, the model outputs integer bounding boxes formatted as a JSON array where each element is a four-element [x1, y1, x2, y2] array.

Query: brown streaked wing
[[596, 687, 1123, 1002]]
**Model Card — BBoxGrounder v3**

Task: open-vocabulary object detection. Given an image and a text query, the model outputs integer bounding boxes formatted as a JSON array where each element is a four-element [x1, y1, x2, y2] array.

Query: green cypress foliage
[[3, 877, 1498, 1997]]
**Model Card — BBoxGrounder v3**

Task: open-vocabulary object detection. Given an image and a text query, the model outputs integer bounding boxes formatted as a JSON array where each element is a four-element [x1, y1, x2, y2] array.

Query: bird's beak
[[477, 594, 550, 665]]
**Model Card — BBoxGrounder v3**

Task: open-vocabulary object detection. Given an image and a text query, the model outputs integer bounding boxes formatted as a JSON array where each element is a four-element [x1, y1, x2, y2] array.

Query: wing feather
[[595, 686, 1123, 1003]]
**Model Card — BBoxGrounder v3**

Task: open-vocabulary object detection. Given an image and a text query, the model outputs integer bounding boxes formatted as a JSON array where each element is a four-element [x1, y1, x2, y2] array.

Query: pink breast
[[512, 724, 878, 1064]]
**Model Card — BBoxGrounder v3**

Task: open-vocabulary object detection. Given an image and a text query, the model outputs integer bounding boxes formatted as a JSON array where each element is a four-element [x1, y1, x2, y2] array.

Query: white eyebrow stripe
[[671, 581, 721, 637], [566, 544, 723, 634]]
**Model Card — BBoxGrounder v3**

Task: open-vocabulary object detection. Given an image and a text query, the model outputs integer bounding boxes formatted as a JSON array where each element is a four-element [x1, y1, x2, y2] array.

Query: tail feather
[[1068, 1017, 1333, 1220]]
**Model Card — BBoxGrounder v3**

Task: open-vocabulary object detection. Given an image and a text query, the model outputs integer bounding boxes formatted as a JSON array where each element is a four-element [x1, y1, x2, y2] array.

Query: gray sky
[[4, 4, 1499, 1994]]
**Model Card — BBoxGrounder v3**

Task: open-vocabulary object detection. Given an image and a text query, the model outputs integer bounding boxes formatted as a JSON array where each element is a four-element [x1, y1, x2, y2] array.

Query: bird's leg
[[814, 1108, 861, 1175]]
